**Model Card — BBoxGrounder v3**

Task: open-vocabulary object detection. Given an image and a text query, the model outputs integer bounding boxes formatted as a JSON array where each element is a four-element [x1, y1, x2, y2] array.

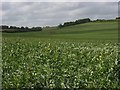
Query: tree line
[[0, 25, 42, 33], [58, 17, 119, 28], [1, 17, 119, 32], [58, 18, 91, 28]]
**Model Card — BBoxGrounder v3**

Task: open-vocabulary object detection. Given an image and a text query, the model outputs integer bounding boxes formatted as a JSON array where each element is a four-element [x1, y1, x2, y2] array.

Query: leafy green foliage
[[60, 18, 91, 27], [2, 39, 119, 89]]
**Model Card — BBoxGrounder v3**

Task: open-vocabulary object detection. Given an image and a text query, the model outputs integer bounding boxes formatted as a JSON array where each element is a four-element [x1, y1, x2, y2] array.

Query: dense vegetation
[[58, 18, 91, 28], [0, 25, 42, 32], [58, 18, 118, 28], [2, 21, 119, 89], [2, 39, 120, 89]]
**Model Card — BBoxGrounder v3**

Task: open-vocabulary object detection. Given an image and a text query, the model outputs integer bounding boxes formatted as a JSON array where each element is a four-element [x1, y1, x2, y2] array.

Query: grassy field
[[2, 21, 118, 41], [2, 21, 120, 89]]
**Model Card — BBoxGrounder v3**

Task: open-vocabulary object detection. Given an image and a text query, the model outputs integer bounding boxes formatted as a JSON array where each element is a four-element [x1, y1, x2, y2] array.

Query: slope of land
[[2, 21, 119, 89], [2, 21, 118, 42]]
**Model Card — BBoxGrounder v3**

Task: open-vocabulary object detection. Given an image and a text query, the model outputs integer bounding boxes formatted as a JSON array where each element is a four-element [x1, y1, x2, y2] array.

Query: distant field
[[2, 21, 118, 42], [2, 21, 119, 89]]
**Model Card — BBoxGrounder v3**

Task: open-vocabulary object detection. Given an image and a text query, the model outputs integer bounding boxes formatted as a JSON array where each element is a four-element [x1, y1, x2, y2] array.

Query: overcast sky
[[1, 1, 119, 27]]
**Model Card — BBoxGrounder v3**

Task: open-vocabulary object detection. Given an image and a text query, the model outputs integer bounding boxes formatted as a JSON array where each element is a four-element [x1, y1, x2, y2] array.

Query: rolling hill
[[2, 21, 118, 42]]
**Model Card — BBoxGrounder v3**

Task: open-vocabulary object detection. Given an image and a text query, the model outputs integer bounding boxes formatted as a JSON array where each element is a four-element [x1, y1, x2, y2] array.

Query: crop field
[[2, 21, 118, 41], [2, 21, 120, 89]]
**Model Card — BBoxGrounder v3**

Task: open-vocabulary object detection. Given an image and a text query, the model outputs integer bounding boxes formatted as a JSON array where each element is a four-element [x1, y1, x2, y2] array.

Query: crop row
[[2, 40, 120, 89]]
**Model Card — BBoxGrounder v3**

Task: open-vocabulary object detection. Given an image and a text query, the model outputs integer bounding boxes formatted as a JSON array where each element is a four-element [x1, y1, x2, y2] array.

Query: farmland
[[2, 21, 120, 89]]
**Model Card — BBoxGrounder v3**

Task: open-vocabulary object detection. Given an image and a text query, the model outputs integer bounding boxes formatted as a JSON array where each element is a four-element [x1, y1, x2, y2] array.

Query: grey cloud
[[1, 2, 118, 27]]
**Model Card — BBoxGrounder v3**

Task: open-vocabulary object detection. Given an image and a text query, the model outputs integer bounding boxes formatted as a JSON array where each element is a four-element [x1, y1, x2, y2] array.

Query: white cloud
[[1, 2, 118, 27]]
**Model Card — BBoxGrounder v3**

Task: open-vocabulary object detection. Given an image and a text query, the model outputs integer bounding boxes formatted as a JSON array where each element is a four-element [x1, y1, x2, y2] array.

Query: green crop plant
[[2, 39, 120, 89]]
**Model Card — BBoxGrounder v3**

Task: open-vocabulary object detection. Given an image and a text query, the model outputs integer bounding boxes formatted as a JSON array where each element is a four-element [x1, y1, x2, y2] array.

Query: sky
[[1, 0, 119, 27]]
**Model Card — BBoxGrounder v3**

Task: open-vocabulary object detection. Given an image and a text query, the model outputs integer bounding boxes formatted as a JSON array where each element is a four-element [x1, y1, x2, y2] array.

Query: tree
[[62, 18, 91, 27], [25, 27, 29, 30], [0, 25, 8, 29], [31, 27, 42, 31], [21, 26, 25, 29], [10, 26, 14, 29], [35, 27, 42, 31], [58, 24, 63, 29], [16, 27, 20, 29], [116, 17, 120, 19]]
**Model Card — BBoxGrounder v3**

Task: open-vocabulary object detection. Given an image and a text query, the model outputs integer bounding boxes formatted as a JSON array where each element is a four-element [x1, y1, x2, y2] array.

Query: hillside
[[2, 21, 118, 42], [2, 21, 119, 89]]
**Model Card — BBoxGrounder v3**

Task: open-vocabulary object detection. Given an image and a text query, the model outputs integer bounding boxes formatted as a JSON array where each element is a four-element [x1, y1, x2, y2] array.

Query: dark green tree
[[21, 26, 25, 29], [58, 24, 63, 29]]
